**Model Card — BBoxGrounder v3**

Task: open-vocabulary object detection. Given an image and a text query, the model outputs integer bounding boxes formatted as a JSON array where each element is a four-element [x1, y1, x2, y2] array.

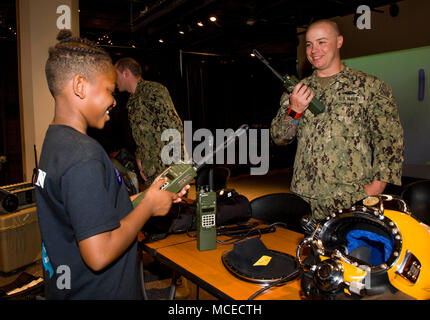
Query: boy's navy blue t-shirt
[[35, 125, 142, 300]]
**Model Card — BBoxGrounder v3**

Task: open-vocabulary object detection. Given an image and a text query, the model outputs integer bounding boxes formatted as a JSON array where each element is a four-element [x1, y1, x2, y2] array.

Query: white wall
[[17, 0, 79, 181]]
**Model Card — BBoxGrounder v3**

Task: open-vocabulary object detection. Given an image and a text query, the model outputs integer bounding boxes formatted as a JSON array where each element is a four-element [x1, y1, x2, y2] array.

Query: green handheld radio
[[196, 185, 217, 251], [132, 124, 249, 208], [252, 49, 325, 115], [131, 163, 197, 208]]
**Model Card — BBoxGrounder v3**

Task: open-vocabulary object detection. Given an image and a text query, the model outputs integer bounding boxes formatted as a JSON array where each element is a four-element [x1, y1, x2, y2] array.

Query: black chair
[[250, 193, 311, 233], [195, 166, 230, 192], [401, 179, 430, 225]]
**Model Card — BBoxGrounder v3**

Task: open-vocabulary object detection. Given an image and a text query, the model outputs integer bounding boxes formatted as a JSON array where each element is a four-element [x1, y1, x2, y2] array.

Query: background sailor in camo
[[270, 20, 404, 219], [115, 57, 185, 186]]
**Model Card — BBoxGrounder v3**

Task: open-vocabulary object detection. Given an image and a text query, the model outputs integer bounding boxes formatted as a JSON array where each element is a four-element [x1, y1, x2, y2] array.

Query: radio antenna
[[194, 124, 248, 171]]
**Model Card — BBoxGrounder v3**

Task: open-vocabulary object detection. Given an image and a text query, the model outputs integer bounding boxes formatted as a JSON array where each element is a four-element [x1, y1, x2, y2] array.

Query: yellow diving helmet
[[296, 194, 430, 300]]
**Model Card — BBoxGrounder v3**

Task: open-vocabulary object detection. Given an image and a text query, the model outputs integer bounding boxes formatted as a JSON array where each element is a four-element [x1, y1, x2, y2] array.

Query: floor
[[0, 168, 293, 299]]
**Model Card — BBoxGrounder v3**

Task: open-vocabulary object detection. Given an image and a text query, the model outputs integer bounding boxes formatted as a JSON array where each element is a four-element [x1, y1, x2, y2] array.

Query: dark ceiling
[[0, 0, 401, 57], [0, 0, 16, 41], [78, 0, 401, 58]]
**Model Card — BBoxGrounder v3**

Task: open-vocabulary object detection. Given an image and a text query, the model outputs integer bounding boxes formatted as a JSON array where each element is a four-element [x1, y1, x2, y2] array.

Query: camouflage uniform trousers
[[298, 189, 368, 221]]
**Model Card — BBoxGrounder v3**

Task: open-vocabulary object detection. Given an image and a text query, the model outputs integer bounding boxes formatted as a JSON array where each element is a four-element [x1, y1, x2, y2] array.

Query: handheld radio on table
[[252, 49, 325, 115], [132, 124, 249, 208], [196, 185, 217, 251]]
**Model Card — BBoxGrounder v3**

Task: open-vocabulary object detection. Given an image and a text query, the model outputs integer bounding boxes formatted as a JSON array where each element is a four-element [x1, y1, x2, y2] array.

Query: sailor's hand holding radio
[[289, 82, 315, 114]]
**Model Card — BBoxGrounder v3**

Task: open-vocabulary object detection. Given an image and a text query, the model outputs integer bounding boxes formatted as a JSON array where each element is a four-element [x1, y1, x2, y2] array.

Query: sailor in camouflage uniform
[[271, 20, 404, 219], [115, 57, 184, 186]]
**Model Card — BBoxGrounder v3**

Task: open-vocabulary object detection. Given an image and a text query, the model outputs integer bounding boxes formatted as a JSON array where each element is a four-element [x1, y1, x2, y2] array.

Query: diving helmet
[[296, 194, 430, 300]]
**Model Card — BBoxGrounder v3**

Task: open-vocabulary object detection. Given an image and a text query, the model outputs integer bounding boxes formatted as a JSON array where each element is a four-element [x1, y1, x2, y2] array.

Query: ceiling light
[[246, 18, 256, 26], [209, 16, 217, 22], [250, 53, 255, 57], [179, 30, 184, 35], [197, 21, 204, 27], [158, 39, 164, 43]]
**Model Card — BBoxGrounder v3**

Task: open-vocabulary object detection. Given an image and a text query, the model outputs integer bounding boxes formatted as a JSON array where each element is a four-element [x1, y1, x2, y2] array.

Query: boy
[[35, 30, 189, 299]]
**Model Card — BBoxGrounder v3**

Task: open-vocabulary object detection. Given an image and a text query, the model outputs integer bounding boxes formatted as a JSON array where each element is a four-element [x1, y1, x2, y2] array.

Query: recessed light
[[197, 21, 204, 27], [209, 16, 217, 22]]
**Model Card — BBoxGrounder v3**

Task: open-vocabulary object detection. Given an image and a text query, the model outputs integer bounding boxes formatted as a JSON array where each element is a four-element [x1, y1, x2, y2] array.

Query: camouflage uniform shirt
[[270, 65, 404, 219], [127, 79, 184, 185]]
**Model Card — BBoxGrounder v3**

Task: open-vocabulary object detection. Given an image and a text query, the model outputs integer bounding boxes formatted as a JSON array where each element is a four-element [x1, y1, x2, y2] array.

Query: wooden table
[[142, 225, 305, 300]]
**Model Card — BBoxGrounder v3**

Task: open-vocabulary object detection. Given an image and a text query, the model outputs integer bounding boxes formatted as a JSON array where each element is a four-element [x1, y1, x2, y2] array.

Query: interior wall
[[17, 0, 79, 182], [344, 46, 430, 179]]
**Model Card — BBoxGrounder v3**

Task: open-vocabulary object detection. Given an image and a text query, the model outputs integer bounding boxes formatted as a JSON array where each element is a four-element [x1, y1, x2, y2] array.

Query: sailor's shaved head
[[307, 19, 341, 37]]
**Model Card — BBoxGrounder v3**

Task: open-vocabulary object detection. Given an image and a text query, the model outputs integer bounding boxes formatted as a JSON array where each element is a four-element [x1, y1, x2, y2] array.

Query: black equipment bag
[[142, 189, 251, 242]]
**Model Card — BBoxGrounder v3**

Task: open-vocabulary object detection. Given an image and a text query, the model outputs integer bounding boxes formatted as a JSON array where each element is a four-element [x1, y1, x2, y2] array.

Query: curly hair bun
[[56, 29, 73, 41]]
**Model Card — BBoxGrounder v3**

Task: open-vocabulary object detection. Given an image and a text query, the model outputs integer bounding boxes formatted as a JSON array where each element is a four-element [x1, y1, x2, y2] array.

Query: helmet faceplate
[[297, 195, 430, 300]]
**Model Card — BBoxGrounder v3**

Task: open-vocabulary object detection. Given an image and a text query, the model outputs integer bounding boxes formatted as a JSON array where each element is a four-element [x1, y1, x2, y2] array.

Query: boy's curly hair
[[45, 30, 112, 97]]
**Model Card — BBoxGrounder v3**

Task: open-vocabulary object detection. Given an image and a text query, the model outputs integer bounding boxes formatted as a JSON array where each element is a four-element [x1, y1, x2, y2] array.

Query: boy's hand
[[141, 178, 190, 217], [136, 159, 147, 181], [152, 169, 191, 203], [174, 183, 191, 203]]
